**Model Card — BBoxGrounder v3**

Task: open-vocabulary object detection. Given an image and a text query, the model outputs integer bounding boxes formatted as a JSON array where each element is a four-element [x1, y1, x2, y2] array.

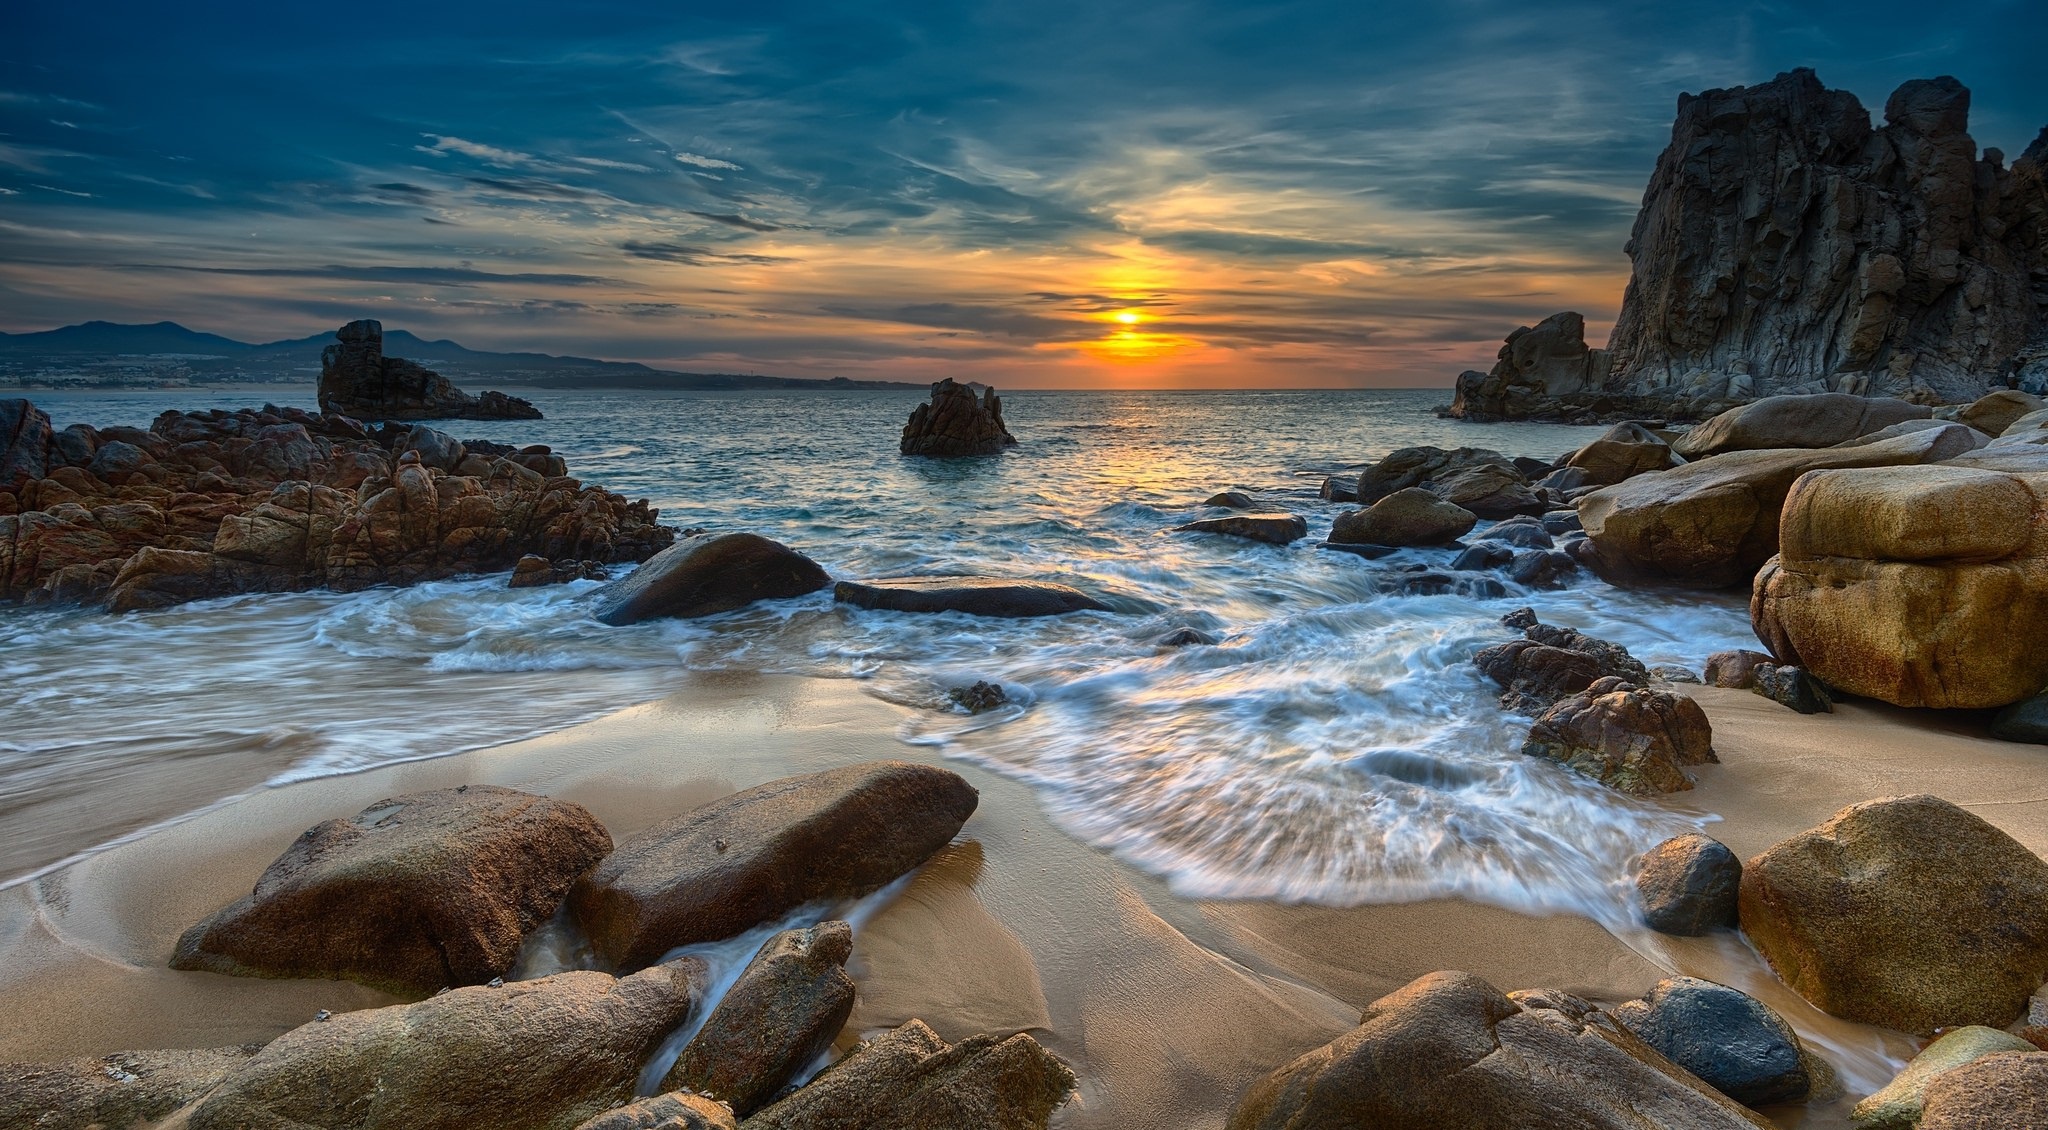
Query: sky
[[2, 2, 2044, 388]]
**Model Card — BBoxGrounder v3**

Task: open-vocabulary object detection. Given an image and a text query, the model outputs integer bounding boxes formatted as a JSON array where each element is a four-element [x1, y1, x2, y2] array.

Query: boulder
[[171, 785, 611, 994], [1916, 1051, 2048, 1130], [1957, 390, 2047, 436], [1507, 549, 1575, 588], [1738, 795, 2048, 1034], [186, 959, 707, 1130], [1992, 693, 2048, 744], [1226, 971, 1773, 1129], [570, 762, 977, 970], [0, 1046, 261, 1130], [947, 680, 1008, 713], [1835, 416, 1992, 451], [1354, 446, 1516, 504], [1672, 395, 1931, 458], [318, 319, 542, 421], [1174, 513, 1308, 544], [1850, 1027, 2039, 1129], [1431, 463, 1544, 518], [1567, 422, 1679, 484], [1652, 664, 1703, 684], [1750, 463, 2048, 708], [593, 533, 831, 626], [1577, 424, 1976, 587], [663, 922, 855, 1116], [1329, 488, 1476, 546], [575, 1093, 737, 1130], [1203, 490, 1256, 508], [510, 554, 609, 588], [1611, 977, 1815, 1107], [1749, 663, 1833, 714], [832, 576, 1109, 617], [740, 1020, 1074, 1130], [1474, 619, 1650, 713], [1476, 516, 1553, 548], [1521, 677, 1716, 795], [1703, 650, 1776, 689], [899, 378, 1016, 457], [1636, 833, 1741, 935]]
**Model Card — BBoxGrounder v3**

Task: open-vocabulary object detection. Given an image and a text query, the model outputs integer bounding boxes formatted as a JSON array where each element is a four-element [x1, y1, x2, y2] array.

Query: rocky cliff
[[319, 319, 543, 421], [1451, 69, 2048, 421]]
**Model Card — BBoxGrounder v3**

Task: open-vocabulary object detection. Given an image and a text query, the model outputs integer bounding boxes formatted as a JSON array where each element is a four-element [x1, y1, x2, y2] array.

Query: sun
[[1114, 310, 1142, 325]]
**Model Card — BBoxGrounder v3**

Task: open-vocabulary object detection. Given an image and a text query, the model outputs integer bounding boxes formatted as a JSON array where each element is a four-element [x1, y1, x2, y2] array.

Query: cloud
[[687, 210, 781, 232], [673, 152, 742, 170], [130, 263, 623, 287], [417, 135, 538, 167], [620, 240, 792, 266]]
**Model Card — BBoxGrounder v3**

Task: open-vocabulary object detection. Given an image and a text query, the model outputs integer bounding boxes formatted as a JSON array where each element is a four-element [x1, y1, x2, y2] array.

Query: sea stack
[[318, 319, 543, 422], [900, 377, 1017, 456]]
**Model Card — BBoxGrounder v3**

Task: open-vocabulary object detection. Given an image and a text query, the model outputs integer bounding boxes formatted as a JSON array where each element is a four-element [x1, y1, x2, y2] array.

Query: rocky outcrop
[[184, 959, 707, 1130], [663, 922, 856, 1116], [1350, 446, 1545, 517], [570, 762, 978, 970], [899, 378, 1016, 457], [832, 576, 1110, 617], [1226, 971, 1773, 1129], [0, 1046, 261, 1130], [1329, 487, 1477, 546], [1751, 462, 2048, 707], [172, 786, 612, 994], [1474, 613, 1651, 713], [1521, 676, 1716, 795], [741, 1020, 1074, 1130], [0, 401, 672, 609], [1611, 977, 1817, 1107], [592, 532, 831, 625], [1738, 795, 2048, 1034], [319, 320, 541, 421], [1636, 833, 1741, 936], [1851, 1028, 2039, 1129]]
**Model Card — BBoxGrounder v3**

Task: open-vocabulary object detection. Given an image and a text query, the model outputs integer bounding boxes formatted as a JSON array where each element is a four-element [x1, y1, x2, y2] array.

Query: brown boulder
[[593, 532, 830, 626], [1671, 394, 1931, 458], [1957, 390, 2047, 437], [1738, 795, 2048, 1034], [1636, 833, 1741, 935], [1226, 971, 1772, 1129], [740, 1020, 1074, 1130], [1566, 421, 1679, 485], [1917, 1051, 2048, 1130], [899, 378, 1016, 457], [0, 1046, 261, 1130], [1702, 649, 1776, 689], [1329, 487, 1477, 546], [1521, 677, 1716, 795], [172, 785, 611, 994], [664, 922, 856, 1115], [570, 762, 977, 970], [186, 959, 706, 1130], [576, 1093, 738, 1130]]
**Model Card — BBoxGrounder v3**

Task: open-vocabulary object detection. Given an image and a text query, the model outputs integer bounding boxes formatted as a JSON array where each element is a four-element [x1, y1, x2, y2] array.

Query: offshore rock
[[663, 922, 856, 1116], [172, 785, 612, 994], [740, 1020, 1075, 1130], [593, 532, 830, 625], [1353, 446, 1542, 517], [318, 319, 542, 421], [1174, 513, 1309, 544], [899, 378, 1016, 456], [1521, 676, 1716, 795], [833, 576, 1110, 617]]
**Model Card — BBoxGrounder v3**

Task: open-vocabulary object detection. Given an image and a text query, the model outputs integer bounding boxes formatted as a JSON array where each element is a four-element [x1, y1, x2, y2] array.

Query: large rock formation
[[319, 319, 542, 421], [899, 378, 1016, 456], [1449, 69, 2048, 420], [0, 401, 672, 609]]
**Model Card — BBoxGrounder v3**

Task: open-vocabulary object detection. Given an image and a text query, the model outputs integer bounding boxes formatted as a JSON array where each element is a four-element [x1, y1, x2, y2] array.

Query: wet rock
[[1991, 693, 2048, 744], [1226, 970, 1773, 1129], [1568, 422, 1679, 484], [1203, 490, 1256, 508], [1957, 390, 2047, 437], [1612, 977, 1814, 1107], [1750, 663, 1833, 714], [833, 576, 1109, 617], [1475, 617, 1652, 714], [319, 319, 541, 421], [1541, 510, 1584, 538], [1538, 464, 1593, 492], [1174, 513, 1308, 544], [1652, 664, 1702, 684], [509, 554, 609, 588], [0, 1045, 262, 1130], [575, 1093, 737, 1130], [171, 785, 611, 994], [1739, 794, 2048, 1034], [1636, 833, 1740, 935], [1522, 677, 1716, 795], [1381, 568, 1506, 599], [570, 762, 977, 970], [1501, 605, 1539, 629], [741, 1020, 1075, 1130], [663, 922, 855, 1115], [1672, 395, 1932, 458], [1916, 1050, 2048, 1130], [1507, 548, 1575, 588], [947, 680, 1007, 713], [1479, 516, 1554, 548], [1452, 543, 1514, 571], [1703, 649, 1777, 689], [1851, 1027, 2039, 1129], [185, 959, 707, 1130], [1156, 626, 1215, 647], [1316, 541, 1398, 560], [1750, 463, 2048, 708], [1329, 487, 1477, 546], [594, 532, 830, 626], [899, 378, 1016, 457]]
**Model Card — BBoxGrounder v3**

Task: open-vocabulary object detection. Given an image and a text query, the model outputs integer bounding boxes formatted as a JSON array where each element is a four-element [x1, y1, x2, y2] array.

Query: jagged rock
[[1958, 390, 2047, 436], [1703, 649, 1777, 689], [833, 576, 1110, 617], [1522, 676, 1716, 795], [899, 378, 1016, 457], [1636, 833, 1741, 935], [1576, 424, 1975, 587], [593, 532, 830, 626], [1749, 663, 1834, 714], [570, 762, 977, 970], [576, 1093, 737, 1130], [184, 959, 707, 1130], [1174, 513, 1308, 544], [1739, 795, 2048, 1034], [1567, 421, 1679, 484], [1851, 1027, 2040, 1129], [0, 398, 55, 488], [509, 554, 609, 587], [1611, 977, 1815, 1107], [1226, 971, 1774, 1129], [1447, 312, 1619, 422], [741, 1020, 1074, 1130], [1916, 1051, 2048, 1130], [318, 320, 542, 421], [1329, 487, 1476, 546], [947, 680, 1008, 713], [1751, 463, 2048, 708], [0, 1046, 262, 1130], [171, 785, 612, 994], [1474, 618, 1649, 713], [1672, 395, 1932, 458], [664, 922, 855, 1116]]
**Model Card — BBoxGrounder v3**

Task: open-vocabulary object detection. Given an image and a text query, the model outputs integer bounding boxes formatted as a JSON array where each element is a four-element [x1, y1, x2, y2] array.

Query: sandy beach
[[5, 671, 2039, 1128]]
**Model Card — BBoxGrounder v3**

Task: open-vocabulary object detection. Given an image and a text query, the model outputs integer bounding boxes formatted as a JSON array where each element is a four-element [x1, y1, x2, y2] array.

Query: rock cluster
[[899, 378, 1017, 457], [1521, 675, 1717, 795], [1474, 610, 1651, 713], [319, 319, 542, 421], [0, 399, 672, 609]]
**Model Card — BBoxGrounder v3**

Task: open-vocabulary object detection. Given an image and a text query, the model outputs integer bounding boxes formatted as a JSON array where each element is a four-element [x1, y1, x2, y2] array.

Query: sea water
[[1, 387, 1760, 921]]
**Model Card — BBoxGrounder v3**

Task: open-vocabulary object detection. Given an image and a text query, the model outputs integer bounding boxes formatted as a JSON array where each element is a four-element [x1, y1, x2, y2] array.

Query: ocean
[[1, 386, 1759, 921]]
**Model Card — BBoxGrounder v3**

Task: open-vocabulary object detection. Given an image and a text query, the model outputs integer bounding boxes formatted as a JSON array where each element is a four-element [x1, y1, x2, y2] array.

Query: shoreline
[[6, 670, 2041, 1127]]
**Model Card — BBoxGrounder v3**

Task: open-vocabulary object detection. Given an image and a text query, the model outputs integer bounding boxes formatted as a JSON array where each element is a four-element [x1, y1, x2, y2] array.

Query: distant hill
[[0, 321, 925, 391]]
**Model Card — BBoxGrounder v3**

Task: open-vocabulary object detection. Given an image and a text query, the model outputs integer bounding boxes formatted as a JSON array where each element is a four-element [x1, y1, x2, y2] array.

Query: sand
[[3, 672, 2044, 1128]]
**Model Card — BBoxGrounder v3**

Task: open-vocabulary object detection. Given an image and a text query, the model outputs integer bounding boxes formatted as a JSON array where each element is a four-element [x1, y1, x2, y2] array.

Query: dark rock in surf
[[1157, 626, 1216, 647], [1203, 490, 1257, 509], [900, 378, 1017, 457], [1475, 615, 1650, 713], [833, 576, 1110, 618], [1329, 488, 1477, 546], [1175, 513, 1308, 544], [592, 532, 829, 625], [1521, 676, 1717, 795], [1635, 833, 1741, 936], [948, 680, 1008, 713], [510, 554, 609, 588], [662, 922, 856, 1116], [319, 319, 541, 421]]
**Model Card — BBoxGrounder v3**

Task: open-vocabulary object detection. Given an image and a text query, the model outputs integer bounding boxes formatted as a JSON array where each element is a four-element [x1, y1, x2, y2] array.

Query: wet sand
[[2, 673, 2043, 1127]]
